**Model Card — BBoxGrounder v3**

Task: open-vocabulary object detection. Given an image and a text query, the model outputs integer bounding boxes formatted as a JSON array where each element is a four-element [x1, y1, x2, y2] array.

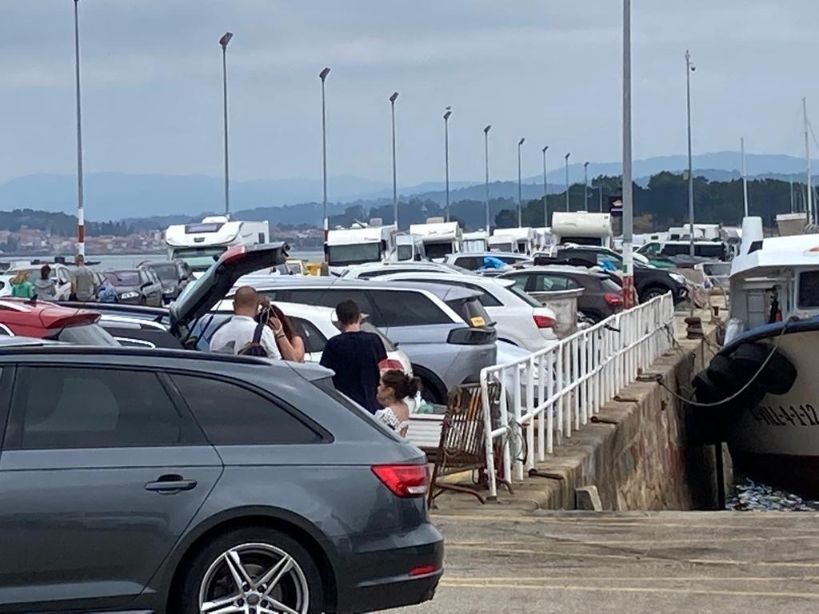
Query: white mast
[[804, 98, 813, 225], [741, 136, 749, 217]]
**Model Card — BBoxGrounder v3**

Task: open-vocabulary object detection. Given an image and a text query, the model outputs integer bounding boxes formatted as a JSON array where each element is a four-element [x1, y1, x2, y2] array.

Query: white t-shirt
[[209, 315, 282, 359]]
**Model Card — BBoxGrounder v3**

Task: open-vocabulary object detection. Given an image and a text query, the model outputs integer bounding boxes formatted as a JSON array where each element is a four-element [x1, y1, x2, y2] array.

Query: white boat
[[694, 217, 819, 495]]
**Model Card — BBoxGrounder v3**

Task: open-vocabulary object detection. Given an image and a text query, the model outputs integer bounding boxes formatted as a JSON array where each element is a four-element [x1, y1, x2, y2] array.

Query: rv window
[[798, 270, 819, 308], [327, 243, 382, 266], [396, 245, 414, 261], [425, 242, 454, 260]]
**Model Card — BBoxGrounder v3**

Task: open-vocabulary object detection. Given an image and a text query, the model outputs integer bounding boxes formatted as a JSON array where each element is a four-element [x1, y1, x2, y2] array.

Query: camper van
[[408, 218, 462, 260], [165, 216, 269, 275], [551, 211, 613, 247], [326, 222, 397, 268], [489, 227, 536, 255], [462, 231, 489, 253], [395, 233, 425, 261]]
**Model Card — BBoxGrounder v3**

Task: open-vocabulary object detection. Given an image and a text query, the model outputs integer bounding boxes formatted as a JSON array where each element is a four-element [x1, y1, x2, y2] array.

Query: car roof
[[0, 336, 63, 348], [448, 252, 528, 259], [239, 276, 482, 302], [377, 271, 516, 289], [0, 344, 330, 381], [504, 265, 607, 276]]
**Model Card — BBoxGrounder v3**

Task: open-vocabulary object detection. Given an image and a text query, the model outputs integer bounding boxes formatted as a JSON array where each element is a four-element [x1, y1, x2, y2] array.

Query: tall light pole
[[73, 0, 85, 257], [790, 177, 795, 213], [517, 138, 525, 227], [741, 136, 749, 217], [319, 67, 330, 248], [622, 0, 635, 308], [564, 153, 571, 211], [583, 161, 590, 211], [541, 146, 549, 227], [218, 32, 233, 218], [484, 125, 492, 233], [685, 49, 696, 256], [803, 98, 813, 225], [598, 185, 604, 212], [444, 107, 452, 222], [389, 92, 399, 228]]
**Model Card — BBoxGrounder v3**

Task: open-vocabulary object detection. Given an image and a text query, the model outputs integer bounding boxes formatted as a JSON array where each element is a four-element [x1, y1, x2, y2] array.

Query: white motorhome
[[408, 218, 462, 260], [395, 233, 425, 261], [462, 231, 489, 253], [165, 216, 269, 274], [551, 211, 613, 247], [533, 227, 553, 251], [326, 223, 397, 268], [667, 224, 721, 241]]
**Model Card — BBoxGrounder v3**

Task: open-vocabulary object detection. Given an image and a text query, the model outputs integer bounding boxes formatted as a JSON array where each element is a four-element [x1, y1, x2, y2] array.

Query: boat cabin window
[[798, 270, 819, 308]]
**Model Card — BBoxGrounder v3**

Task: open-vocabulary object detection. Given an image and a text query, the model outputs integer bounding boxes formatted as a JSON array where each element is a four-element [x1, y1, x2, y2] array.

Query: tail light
[[604, 293, 624, 309], [371, 464, 429, 497], [379, 358, 405, 372], [533, 314, 555, 329]]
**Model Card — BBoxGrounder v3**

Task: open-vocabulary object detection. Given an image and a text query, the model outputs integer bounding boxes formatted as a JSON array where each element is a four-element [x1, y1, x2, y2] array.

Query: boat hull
[[726, 330, 819, 497]]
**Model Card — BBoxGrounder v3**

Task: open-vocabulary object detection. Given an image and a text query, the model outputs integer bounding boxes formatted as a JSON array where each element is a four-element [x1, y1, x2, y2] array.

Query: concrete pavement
[[397, 510, 819, 613]]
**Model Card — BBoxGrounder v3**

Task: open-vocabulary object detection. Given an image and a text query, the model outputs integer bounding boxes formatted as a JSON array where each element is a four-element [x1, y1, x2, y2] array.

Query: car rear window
[[312, 377, 398, 440], [507, 283, 542, 307], [601, 278, 623, 293], [361, 321, 396, 351], [172, 374, 324, 445], [374, 290, 451, 327]]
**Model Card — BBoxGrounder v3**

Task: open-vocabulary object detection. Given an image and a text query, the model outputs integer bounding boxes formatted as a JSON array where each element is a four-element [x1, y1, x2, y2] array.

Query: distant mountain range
[[1, 151, 815, 222]]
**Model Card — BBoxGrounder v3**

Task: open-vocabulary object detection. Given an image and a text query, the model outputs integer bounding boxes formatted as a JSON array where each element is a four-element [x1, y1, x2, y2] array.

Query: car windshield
[[104, 271, 140, 285], [327, 243, 382, 266], [53, 323, 120, 346], [149, 263, 177, 282], [172, 247, 226, 271]]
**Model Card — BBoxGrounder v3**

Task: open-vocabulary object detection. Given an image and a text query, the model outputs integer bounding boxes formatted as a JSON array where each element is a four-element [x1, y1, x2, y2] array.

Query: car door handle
[[145, 475, 198, 493]]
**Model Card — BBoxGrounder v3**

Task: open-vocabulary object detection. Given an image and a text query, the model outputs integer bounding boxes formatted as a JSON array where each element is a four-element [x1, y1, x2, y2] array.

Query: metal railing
[[480, 292, 675, 499]]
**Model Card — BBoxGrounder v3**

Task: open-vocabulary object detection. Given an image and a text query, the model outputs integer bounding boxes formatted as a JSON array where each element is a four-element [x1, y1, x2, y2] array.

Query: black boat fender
[[729, 342, 797, 396]]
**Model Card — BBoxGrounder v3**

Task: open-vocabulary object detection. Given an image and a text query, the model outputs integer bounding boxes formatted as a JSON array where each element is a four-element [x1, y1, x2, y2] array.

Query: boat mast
[[803, 97, 813, 225]]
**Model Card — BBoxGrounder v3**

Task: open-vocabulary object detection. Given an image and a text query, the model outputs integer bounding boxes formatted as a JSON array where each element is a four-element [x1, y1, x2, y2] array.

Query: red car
[[0, 298, 118, 345]]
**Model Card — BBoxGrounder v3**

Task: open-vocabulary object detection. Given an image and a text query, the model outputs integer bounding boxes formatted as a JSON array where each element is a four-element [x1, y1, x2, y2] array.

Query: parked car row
[[0, 244, 443, 613]]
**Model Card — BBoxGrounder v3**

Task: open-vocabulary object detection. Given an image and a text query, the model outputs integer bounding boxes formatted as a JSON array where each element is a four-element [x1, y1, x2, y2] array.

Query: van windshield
[[327, 243, 382, 266]]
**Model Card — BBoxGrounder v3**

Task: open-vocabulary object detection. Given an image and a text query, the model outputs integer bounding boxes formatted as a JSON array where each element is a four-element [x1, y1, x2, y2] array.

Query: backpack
[[238, 323, 269, 357]]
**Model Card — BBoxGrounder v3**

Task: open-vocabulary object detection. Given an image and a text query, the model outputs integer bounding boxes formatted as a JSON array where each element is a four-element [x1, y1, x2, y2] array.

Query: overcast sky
[[1, 0, 818, 187]]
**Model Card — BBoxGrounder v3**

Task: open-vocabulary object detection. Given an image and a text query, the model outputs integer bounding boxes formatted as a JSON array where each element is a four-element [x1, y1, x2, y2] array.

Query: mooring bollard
[[685, 316, 703, 339]]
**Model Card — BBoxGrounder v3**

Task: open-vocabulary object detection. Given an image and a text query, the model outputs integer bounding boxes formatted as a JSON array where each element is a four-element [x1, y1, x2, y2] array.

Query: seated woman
[[375, 370, 420, 438]]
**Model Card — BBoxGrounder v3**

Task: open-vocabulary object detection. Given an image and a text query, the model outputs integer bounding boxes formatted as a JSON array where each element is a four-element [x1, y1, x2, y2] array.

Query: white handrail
[[480, 292, 675, 498]]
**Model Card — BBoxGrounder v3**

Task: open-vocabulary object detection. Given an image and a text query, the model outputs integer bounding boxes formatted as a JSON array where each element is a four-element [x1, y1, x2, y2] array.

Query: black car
[[534, 246, 688, 304], [141, 260, 194, 302], [103, 267, 164, 307], [501, 265, 625, 322]]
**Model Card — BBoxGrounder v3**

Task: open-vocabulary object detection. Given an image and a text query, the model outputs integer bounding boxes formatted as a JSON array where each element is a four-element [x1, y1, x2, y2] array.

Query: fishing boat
[[693, 218, 819, 495]]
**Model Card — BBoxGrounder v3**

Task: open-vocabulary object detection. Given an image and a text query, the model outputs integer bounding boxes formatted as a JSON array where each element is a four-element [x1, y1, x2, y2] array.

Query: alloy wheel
[[198, 542, 310, 614]]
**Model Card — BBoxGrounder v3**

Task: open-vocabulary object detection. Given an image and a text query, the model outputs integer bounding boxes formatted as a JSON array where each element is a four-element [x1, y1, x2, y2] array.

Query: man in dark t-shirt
[[320, 300, 387, 413]]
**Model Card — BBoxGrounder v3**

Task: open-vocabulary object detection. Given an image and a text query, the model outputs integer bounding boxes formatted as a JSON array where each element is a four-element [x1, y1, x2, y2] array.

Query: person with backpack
[[209, 286, 281, 359]]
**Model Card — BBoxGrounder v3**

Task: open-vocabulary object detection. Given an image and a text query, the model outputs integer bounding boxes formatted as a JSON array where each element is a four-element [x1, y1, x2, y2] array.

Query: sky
[[1, 0, 818, 188]]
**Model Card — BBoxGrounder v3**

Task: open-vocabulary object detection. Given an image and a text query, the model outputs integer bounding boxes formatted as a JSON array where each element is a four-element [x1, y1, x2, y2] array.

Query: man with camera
[[209, 286, 282, 359]]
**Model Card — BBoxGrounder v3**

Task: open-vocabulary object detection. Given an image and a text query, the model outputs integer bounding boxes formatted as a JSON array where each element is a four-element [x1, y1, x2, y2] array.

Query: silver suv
[[237, 276, 498, 404]]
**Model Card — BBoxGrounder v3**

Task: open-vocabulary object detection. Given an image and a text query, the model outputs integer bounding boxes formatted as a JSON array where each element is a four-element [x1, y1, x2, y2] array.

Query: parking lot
[[398, 509, 819, 614]]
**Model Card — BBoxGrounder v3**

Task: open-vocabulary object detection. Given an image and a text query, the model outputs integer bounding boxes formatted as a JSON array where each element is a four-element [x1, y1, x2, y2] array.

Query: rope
[[656, 317, 794, 408]]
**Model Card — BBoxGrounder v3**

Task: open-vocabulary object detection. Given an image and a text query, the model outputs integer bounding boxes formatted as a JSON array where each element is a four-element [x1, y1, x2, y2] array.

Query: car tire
[[639, 286, 669, 302], [175, 526, 324, 614]]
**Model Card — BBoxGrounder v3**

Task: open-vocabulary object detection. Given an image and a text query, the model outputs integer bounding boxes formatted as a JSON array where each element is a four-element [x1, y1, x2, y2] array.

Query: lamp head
[[518, 138, 525, 146], [389, 92, 399, 103], [542, 145, 549, 153], [484, 125, 491, 134], [443, 107, 452, 121], [319, 67, 331, 80], [219, 32, 234, 48]]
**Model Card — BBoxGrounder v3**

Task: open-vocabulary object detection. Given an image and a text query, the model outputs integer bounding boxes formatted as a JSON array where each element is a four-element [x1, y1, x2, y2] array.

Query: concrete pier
[[398, 510, 819, 613]]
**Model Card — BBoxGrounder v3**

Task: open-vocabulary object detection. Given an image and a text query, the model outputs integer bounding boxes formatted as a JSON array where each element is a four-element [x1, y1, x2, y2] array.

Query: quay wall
[[529, 310, 730, 511]]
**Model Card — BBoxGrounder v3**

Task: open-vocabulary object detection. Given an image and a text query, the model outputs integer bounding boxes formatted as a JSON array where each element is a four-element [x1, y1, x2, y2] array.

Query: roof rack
[[0, 344, 272, 366]]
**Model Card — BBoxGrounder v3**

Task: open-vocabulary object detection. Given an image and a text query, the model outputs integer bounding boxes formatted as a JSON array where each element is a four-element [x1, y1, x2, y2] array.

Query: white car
[[376, 271, 558, 352], [211, 299, 412, 374], [339, 260, 469, 280]]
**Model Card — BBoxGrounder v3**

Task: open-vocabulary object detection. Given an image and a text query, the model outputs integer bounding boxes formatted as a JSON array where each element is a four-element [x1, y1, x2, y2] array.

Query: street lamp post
[[685, 49, 696, 256], [320, 67, 331, 248], [517, 138, 525, 227], [219, 32, 233, 217], [389, 92, 399, 228], [73, 0, 85, 257], [444, 107, 452, 222], [741, 136, 749, 217], [484, 125, 492, 233], [564, 153, 571, 211], [583, 161, 590, 211], [622, 0, 635, 307], [541, 146, 549, 227]]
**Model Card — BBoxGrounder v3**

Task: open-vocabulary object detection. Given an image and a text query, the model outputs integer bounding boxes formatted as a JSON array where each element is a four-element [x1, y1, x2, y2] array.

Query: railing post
[[537, 353, 546, 461], [513, 365, 524, 481], [499, 373, 512, 489], [480, 371, 498, 499], [526, 357, 535, 472], [547, 349, 555, 454]]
